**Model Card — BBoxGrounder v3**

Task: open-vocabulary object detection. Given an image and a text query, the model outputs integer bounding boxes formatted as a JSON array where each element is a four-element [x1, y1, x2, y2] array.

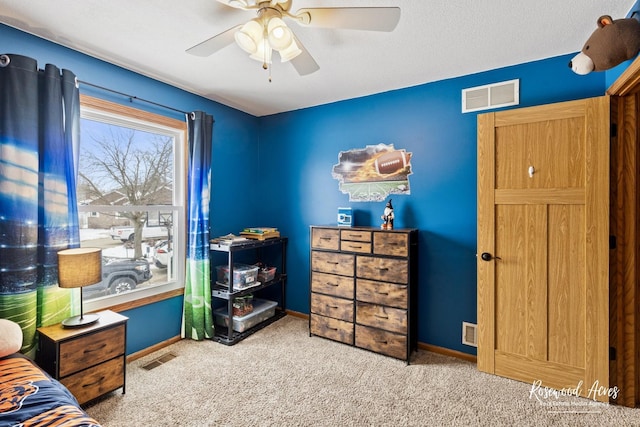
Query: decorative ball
[[374, 150, 408, 175]]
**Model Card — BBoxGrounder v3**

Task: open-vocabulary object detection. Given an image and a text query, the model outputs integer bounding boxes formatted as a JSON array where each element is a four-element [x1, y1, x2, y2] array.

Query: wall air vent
[[462, 79, 519, 113], [462, 321, 478, 347]]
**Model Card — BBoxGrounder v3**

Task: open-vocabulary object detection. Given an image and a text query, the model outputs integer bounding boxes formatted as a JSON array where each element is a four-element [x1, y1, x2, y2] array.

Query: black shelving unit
[[209, 237, 287, 345]]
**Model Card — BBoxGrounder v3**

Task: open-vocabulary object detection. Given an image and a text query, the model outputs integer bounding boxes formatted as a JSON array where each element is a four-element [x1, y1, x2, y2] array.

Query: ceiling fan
[[186, 0, 401, 76]]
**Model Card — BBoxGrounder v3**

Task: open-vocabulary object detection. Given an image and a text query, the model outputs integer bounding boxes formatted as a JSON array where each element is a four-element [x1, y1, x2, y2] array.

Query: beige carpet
[[86, 316, 639, 426]]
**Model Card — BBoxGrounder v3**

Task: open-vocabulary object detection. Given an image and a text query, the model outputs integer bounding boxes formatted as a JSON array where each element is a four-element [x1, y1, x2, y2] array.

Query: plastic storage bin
[[214, 299, 278, 332], [216, 263, 259, 290], [257, 266, 276, 283]]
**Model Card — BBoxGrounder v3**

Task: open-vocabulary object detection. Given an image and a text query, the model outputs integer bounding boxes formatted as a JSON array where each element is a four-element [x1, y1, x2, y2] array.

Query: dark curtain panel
[[0, 54, 80, 355]]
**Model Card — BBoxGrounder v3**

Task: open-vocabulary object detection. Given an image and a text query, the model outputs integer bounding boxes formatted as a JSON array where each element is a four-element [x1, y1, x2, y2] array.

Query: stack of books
[[240, 227, 280, 240], [210, 233, 249, 245]]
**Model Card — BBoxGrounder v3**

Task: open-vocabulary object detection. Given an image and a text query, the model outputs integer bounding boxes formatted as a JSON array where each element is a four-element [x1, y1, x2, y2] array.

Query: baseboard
[[418, 342, 477, 364], [127, 335, 182, 362], [285, 309, 309, 320]]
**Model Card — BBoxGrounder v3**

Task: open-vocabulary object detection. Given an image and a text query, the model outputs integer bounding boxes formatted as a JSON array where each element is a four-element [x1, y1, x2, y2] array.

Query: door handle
[[480, 252, 501, 261]]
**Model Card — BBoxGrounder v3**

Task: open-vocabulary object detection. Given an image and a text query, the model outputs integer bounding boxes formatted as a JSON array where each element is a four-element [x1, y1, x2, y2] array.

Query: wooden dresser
[[309, 226, 418, 362], [37, 310, 128, 405]]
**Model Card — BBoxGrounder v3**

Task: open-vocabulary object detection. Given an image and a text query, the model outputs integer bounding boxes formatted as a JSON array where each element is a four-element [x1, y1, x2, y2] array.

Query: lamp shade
[[58, 248, 102, 289], [235, 19, 263, 54], [278, 38, 302, 62], [267, 17, 293, 51]]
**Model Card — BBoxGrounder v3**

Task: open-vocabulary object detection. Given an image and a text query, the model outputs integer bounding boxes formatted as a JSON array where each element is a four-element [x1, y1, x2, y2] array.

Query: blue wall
[[257, 56, 607, 355], [2, 23, 611, 355]]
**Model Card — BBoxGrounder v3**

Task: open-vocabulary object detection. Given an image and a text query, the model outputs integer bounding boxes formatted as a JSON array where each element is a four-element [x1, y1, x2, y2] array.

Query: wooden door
[[477, 97, 610, 402]]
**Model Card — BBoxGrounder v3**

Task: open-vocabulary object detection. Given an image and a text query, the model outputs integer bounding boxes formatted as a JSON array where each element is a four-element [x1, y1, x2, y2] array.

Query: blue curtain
[[0, 54, 81, 356], [182, 111, 213, 340]]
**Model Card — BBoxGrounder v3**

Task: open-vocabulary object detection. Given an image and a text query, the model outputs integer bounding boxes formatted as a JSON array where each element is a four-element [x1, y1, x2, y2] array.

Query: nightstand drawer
[[356, 324, 407, 360], [310, 314, 353, 345], [311, 293, 353, 322], [373, 232, 409, 257], [61, 356, 125, 405], [356, 302, 407, 334], [59, 324, 125, 377], [356, 279, 408, 309], [312, 228, 340, 250], [356, 256, 408, 284], [311, 271, 354, 299], [312, 251, 354, 276]]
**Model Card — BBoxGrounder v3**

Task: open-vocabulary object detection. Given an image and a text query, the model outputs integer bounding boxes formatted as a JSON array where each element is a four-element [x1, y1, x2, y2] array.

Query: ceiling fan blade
[[186, 25, 241, 57], [295, 7, 401, 32], [290, 35, 319, 76], [215, 0, 252, 10]]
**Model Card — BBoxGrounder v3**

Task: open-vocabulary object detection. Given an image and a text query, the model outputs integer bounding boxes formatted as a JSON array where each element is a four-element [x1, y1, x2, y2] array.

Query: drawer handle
[[328, 283, 339, 287], [326, 261, 339, 265], [350, 245, 362, 249], [375, 340, 388, 345], [375, 314, 389, 319], [378, 267, 389, 272], [376, 292, 389, 296], [328, 327, 338, 331], [84, 343, 107, 354], [327, 305, 339, 309], [320, 237, 333, 241], [83, 376, 105, 388]]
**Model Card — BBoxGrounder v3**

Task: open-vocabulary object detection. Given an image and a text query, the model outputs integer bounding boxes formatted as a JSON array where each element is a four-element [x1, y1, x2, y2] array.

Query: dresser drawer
[[311, 293, 353, 322], [59, 325, 126, 377], [312, 228, 340, 250], [356, 279, 408, 309], [341, 229, 371, 242], [62, 356, 125, 405], [340, 240, 371, 253], [373, 232, 409, 257], [311, 272, 354, 299], [312, 251, 354, 276], [356, 302, 407, 334], [356, 256, 408, 284], [355, 324, 407, 360], [310, 314, 354, 345]]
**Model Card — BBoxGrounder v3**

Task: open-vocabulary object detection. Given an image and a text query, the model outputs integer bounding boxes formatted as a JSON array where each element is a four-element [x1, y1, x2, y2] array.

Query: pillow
[[0, 319, 23, 358]]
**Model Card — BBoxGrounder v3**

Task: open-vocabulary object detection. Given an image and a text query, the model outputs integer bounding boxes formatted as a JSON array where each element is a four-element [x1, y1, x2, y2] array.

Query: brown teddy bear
[[569, 15, 640, 75]]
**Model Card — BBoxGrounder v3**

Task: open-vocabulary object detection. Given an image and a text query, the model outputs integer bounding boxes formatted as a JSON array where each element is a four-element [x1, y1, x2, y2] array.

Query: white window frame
[[78, 95, 187, 311]]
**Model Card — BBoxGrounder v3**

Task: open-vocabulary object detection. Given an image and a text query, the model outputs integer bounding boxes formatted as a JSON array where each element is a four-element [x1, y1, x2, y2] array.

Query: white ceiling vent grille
[[462, 79, 519, 113], [462, 321, 478, 347]]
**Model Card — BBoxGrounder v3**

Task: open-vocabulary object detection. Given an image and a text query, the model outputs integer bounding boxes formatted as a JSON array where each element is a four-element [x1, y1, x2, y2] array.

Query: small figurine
[[381, 199, 394, 229]]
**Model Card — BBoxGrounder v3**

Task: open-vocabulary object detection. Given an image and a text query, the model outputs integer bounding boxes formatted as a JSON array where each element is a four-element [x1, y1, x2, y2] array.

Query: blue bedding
[[0, 353, 100, 426]]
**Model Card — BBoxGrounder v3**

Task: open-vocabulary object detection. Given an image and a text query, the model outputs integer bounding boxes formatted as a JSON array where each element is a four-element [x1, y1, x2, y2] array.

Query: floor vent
[[462, 322, 478, 347], [462, 79, 519, 113], [142, 352, 177, 370]]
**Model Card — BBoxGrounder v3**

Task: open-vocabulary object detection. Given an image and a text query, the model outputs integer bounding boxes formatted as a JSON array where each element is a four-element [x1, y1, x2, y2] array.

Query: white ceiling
[[0, 0, 635, 116]]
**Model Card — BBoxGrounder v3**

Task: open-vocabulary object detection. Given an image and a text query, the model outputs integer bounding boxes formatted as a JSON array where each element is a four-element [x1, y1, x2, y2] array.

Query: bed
[[0, 320, 100, 426]]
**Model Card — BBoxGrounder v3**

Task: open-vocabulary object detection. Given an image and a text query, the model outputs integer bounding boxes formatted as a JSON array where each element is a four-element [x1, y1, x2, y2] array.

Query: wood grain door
[[477, 97, 610, 402]]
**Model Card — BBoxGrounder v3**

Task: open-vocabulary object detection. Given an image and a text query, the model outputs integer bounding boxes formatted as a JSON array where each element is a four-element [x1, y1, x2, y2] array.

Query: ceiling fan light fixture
[[278, 38, 301, 62], [249, 40, 273, 64], [235, 19, 263, 54], [267, 17, 293, 51]]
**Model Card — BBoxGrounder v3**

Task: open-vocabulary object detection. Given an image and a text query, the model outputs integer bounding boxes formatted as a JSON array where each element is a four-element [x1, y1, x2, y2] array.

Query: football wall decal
[[374, 150, 409, 175]]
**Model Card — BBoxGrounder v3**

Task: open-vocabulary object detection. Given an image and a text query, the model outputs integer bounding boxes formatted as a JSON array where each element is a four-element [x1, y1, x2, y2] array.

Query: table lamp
[[57, 247, 102, 328]]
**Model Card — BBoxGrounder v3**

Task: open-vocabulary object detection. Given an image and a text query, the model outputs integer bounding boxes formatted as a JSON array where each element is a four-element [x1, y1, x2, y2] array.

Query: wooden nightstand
[[37, 310, 128, 405]]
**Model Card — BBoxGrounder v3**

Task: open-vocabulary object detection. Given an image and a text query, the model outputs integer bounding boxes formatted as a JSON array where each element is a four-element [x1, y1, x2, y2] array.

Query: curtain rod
[[78, 79, 190, 116]]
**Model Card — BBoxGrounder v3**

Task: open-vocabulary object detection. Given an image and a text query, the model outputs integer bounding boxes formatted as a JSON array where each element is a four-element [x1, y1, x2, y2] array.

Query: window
[[77, 96, 186, 311]]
